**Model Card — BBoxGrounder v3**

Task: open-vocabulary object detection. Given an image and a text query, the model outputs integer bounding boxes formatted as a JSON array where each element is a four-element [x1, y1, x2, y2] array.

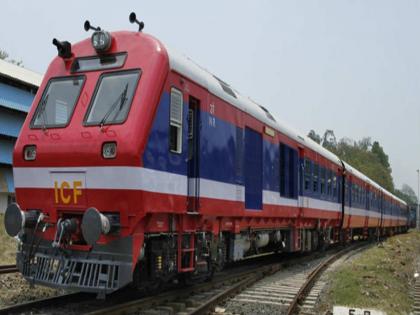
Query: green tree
[[371, 141, 390, 169], [395, 184, 418, 206], [0, 49, 23, 67], [308, 129, 395, 192], [322, 129, 337, 153], [307, 129, 322, 144]]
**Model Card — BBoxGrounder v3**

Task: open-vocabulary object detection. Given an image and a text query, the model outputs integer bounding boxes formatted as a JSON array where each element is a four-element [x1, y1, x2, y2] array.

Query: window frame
[[169, 87, 184, 154], [71, 52, 127, 73], [83, 69, 142, 127], [320, 167, 326, 195], [304, 158, 312, 192], [30, 75, 86, 129], [312, 163, 319, 193]]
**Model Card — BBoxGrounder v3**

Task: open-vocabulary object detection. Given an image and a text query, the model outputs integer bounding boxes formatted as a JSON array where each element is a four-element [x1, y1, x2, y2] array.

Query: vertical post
[[417, 169, 420, 230]]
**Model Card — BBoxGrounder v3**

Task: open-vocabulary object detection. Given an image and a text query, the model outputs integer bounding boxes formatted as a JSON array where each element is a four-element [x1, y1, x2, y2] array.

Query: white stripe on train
[[13, 167, 406, 221]]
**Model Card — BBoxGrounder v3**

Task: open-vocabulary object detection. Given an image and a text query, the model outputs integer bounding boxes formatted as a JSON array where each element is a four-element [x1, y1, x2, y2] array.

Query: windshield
[[84, 70, 140, 125], [31, 76, 84, 128]]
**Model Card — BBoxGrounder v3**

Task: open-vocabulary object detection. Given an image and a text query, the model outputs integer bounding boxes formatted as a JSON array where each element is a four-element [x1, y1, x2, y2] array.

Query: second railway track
[[0, 264, 18, 274]]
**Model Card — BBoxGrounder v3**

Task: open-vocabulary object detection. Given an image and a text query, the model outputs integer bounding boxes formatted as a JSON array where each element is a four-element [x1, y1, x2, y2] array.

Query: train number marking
[[54, 180, 83, 204], [209, 103, 215, 115], [209, 103, 216, 127]]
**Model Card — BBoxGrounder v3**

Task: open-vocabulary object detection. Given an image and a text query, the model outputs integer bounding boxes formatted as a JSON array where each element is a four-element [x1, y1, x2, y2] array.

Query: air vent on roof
[[213, 75, 237, 99], [258, 105, 276, 122]]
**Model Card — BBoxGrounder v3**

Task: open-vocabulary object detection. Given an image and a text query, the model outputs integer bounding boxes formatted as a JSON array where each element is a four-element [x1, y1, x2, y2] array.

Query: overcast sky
[[2, 0, 419, 192]]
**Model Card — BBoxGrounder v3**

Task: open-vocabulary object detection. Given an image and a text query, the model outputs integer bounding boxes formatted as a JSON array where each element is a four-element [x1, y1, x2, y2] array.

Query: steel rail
[[0, 264, 18, 275], [286, 244, 363, 315], [0, 292, 89, 315], [84, 249, 334, 315]]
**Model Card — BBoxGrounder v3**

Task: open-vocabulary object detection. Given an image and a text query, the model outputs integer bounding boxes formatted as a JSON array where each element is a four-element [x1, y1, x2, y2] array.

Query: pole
[[417, 169, 420, 230]]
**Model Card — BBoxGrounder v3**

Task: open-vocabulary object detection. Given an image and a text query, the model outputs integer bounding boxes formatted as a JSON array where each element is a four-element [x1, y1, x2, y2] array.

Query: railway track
[[0, 264, 18, 274], [0, 292, 91, 315], [413, 270, 420, 315], [81, 244, 368, 315], [223, 243, 368, 315], [0, 243, 369, 315]]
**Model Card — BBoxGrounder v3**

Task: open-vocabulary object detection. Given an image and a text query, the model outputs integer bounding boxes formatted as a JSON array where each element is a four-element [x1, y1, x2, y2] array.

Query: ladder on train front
[[177, 220, 195, 273]]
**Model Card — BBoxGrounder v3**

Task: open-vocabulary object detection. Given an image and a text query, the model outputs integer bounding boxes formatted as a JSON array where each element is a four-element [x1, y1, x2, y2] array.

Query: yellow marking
[[73, 180, 82, 204], [54, 181, 59, 203], [264, 126, 275, 137], [60, 181, 71, 204], [54, 180, 83, 204]]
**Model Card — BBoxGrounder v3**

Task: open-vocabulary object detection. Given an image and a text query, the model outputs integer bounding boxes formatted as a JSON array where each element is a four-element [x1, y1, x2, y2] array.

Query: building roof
[[0, 58, 42, 87]]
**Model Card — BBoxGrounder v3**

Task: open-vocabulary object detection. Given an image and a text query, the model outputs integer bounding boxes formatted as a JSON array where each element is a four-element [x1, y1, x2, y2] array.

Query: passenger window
[[327, 170, 332, 196], [313, 164, 319, 193], [169, 88, 183, 153], [304, 159, 311, 191], [320, 167, 326, 195], [333, 175, 337, 198]]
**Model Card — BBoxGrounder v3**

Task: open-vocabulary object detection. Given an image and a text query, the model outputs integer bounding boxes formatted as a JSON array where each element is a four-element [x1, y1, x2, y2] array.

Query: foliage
[[395, 184, 418, 206], [308, 129, 321, 144], [307, 129, 394, 191], [0, 49, 23, 67]]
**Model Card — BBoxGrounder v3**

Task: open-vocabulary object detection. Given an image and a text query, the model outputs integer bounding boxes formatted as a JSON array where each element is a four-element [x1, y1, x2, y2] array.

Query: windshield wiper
[[99, 83, 128, 128], [37, 94, 49, 131]]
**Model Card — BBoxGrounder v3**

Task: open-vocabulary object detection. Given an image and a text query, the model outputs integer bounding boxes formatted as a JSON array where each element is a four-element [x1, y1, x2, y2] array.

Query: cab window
[[84, 70, 141, 126], [31, 76, 85, 128]]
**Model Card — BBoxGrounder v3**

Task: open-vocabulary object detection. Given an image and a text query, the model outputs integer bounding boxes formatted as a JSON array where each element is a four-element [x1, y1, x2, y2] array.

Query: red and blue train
[[4, 13, 409, 296]]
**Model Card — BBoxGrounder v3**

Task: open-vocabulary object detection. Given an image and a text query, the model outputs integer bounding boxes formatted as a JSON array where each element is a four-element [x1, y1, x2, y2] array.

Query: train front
[[3, 26, 169, 295]]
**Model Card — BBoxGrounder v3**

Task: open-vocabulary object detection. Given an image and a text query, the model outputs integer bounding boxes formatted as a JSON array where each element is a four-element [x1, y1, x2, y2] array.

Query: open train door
[[187, 96, 200, 213]]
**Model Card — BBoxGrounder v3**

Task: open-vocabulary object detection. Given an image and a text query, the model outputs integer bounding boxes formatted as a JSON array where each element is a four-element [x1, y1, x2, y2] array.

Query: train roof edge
[[151, 38, 407, 206]]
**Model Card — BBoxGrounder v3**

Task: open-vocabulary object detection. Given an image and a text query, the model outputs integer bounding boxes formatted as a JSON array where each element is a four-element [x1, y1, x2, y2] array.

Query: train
[[4, 13, 409, 297]]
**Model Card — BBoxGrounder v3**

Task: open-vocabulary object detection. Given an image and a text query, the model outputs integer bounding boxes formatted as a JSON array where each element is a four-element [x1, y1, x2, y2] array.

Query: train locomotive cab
[[5, 25, 172, 294]]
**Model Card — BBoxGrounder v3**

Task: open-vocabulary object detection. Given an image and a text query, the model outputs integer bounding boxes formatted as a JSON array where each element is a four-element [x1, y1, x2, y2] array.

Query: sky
[[2, 0, 419, 192]]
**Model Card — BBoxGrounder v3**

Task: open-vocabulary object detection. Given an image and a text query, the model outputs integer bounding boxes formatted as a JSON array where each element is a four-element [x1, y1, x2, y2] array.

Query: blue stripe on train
[[143, 92, 240, 186], [143, 91, 336, 205]]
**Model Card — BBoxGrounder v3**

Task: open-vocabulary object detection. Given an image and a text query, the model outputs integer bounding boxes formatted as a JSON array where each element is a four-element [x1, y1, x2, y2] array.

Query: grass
[[0, 214, 18, 264], [325, 230, 420, 315]]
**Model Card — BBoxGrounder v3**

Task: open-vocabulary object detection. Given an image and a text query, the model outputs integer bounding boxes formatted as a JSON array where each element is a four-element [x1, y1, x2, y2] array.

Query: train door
[[244, 127, 262, 210], [187, 96, 200, 213], [298, 147, 305, 208]]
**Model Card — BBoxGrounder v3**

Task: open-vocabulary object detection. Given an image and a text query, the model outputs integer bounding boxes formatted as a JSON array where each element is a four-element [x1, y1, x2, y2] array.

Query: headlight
[[102, 142, 117, 159], [23, 145, 37, 161], [91, 31, 112, 53]]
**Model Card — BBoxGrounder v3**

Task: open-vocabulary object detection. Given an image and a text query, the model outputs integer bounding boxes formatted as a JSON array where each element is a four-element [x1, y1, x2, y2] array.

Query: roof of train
[[165, 45, 406, 206]]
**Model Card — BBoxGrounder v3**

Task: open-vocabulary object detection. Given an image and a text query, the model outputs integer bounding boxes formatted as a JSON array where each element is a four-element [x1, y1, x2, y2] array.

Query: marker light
[[91, 31, 112, 53], [102, 142, 117, 159], [23, 145, 37, 161]]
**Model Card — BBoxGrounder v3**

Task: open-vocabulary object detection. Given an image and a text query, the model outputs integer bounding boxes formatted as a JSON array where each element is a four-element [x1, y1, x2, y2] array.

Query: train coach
[[3, 14, 409, 296]]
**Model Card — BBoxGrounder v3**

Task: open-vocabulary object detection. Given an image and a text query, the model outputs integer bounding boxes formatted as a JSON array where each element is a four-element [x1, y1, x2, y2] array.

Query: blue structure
[[0, 59, 41, 211]]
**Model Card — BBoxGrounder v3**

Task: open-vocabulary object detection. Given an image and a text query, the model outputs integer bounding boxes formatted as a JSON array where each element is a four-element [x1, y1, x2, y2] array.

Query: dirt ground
[[0, 214, 60, 308], [0, 214, 18, 265], [316, 230, 420, 315]]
